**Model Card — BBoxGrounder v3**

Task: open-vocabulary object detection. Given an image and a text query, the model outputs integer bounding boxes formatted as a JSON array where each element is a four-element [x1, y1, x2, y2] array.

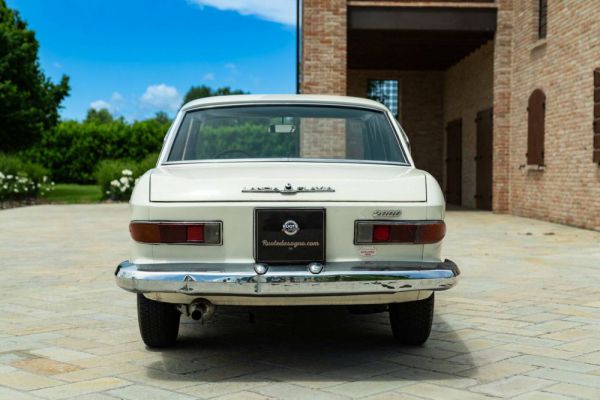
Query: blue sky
[[7, 0, 297, 121]]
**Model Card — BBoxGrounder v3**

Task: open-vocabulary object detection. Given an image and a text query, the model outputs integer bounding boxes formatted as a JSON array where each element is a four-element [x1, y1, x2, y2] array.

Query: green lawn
[[45, 184, 103, 204]]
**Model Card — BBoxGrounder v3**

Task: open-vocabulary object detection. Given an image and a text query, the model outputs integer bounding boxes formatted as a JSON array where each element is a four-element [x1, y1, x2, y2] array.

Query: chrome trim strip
[[115, 259, 459, 297]]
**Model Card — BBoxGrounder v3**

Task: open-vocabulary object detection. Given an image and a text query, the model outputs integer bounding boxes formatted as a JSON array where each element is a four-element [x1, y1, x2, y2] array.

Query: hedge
[[26, 119, 170, 183]]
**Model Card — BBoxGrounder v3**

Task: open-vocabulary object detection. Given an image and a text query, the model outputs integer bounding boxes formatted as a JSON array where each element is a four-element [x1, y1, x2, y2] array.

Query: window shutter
[[527, 89, 546, 166], [594, 69, 600, 163], [538, 0, 548, 39]]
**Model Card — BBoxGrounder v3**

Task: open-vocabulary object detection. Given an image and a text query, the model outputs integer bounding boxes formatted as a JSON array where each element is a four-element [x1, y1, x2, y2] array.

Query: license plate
[[254, 208, 325, 264]]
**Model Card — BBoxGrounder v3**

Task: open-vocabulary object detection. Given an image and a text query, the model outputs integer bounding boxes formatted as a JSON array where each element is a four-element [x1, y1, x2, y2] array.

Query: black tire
[[137, 294, 180, 348], [389, 293, 434, 345]]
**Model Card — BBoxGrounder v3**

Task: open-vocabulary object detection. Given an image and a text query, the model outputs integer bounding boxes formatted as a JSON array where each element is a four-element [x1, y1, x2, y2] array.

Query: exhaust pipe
[[189, 300, 216, 321]]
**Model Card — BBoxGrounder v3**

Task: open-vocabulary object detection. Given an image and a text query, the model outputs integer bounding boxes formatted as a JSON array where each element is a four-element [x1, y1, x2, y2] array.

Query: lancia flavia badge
[[282, 220, 300, 236], [242, 183, 335, 194]]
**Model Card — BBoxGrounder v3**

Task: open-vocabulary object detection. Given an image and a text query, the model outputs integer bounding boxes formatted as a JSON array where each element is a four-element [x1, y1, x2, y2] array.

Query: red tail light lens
[[129, 222, 221, 244], [372, 225, 390, 241], [355, 221, 445, 244]]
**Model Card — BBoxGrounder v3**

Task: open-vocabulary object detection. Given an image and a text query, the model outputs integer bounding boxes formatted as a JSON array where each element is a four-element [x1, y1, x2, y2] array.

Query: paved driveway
[[1, 204, 599, 400]]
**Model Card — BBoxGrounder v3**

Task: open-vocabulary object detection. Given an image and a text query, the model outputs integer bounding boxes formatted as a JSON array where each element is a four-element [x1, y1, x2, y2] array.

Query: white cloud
[[140, 84, 181, 111], [203, 72, 215, 81], [111, 92, 124, 102], [189, 0, 296, 26], [90, 100, 111, 111]]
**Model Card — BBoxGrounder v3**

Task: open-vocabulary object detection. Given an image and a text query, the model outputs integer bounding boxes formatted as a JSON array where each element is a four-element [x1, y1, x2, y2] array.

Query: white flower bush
[[105, 169, 138, 201], [0, 172, 55, 201]]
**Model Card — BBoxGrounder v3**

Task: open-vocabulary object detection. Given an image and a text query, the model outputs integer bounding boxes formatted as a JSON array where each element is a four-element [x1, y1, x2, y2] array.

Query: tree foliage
[[85, 108, 115, 124], [27, 118, 170, 183], [183, 85, 246, 104], [0, 0, 70, 152]]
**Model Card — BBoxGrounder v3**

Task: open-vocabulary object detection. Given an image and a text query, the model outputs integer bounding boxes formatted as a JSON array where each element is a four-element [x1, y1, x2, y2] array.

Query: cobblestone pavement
[[1, 204, 599, 399]]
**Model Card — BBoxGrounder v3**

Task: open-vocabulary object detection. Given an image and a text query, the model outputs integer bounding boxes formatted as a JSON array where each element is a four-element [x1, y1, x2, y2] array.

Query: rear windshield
[[166, 105, 408, 164]]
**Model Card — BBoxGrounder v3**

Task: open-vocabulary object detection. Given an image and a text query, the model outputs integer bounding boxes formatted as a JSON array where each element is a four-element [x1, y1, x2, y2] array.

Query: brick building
[[298, 0, 600, 230]]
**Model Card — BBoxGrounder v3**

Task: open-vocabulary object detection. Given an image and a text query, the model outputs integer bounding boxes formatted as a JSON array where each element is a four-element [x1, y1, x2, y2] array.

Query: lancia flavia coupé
[[115, 94, 459, 347]]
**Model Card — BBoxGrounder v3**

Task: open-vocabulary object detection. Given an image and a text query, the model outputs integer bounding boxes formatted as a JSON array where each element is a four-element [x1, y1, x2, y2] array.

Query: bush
[[27, 118, 169, 184], [95, 153, 158, 201], [0, 154, 54, 201]]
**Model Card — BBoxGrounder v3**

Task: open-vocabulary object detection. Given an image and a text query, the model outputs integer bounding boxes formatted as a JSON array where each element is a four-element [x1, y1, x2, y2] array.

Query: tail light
[[129, 221, 222, 244], [355, 221, 445, 244]]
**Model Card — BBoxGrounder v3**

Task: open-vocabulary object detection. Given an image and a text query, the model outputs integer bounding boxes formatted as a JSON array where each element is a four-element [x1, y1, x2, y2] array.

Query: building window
[[594, 69, 600, 163], [538, 0, 548, 39], [367, 80, 399, 119], [527, 89, 546, 166]]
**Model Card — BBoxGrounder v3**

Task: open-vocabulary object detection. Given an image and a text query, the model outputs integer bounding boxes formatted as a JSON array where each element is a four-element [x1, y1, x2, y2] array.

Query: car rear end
[[115, 95, 459, 347]]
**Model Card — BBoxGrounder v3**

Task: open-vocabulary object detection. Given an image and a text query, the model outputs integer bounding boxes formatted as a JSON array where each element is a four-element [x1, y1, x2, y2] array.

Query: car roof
[[180, 94, 389, 112]]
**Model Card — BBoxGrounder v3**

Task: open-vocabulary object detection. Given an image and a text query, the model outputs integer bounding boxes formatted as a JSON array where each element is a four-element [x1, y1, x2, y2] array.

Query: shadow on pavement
[[143, 305, 476, 383]]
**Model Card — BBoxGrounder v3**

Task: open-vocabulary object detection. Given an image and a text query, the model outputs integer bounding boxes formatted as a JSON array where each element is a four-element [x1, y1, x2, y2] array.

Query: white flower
[[2, 184, 7, 189], [14, 188, 18, 193], [0, 172, 4, 179], [110, 180, 120, 187], [134, 178, 140, 185], [119, 177, 129, 185], [51, 182, 55, 186], [106, 190, 110, 194], [43, 176, 48, 182], [7, 175, 13, 179], [122, 169, 133, 176]]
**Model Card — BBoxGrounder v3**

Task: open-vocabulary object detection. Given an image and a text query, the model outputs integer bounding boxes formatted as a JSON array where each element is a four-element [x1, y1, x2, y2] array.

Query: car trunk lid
[[149, 162, 426, 202]]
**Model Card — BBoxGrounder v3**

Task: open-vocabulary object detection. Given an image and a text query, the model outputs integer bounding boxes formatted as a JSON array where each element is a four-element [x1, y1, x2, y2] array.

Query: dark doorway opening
[[445, 119, 462, 206], [475, 108, 493, 210]]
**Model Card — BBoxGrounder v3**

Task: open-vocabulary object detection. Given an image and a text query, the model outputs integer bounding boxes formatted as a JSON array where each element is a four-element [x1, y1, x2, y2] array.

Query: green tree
[[0, 0, 70, 152], [183, 85, 246, 104], [153, 111, 171, 124], [85, 108, 114, 124]]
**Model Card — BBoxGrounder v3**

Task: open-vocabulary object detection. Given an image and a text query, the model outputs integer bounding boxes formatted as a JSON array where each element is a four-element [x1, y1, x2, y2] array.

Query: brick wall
[[301, 0, 347, 95], [300, 119, 347, 158], [444, 41, 494, 208], [509, 0, 600, 230], [347, 70, 445, 183]]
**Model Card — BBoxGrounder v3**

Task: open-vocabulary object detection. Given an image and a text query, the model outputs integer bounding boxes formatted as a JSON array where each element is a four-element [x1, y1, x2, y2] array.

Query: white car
[[116, 94, 459, 347]]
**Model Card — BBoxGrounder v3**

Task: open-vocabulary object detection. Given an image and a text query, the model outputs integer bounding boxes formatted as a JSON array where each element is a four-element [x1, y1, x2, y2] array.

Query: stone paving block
[[573, 351, 600, 365], [447, 348, 520, 367], [30, 347, 94, 363], [457, 360, 537, 383], [545, 382, 600, 400], [0, 386, 43, 400], [212, 391, 276, 400], [11, 357, 80, 375], [399, 383, 494, 399], [0, 370, 64, 391], [510, 355, 598, 373], [108, 384, 196, 400], [321, 361, 403, 380], [526, 368, 600, 388], [324, 378, 412, 399], [178, 379, 271, 399], [253, 382, 349, 400], [31, 377, 130, 400], [470, 375, 555, 398], [510, 391, 573, 400]]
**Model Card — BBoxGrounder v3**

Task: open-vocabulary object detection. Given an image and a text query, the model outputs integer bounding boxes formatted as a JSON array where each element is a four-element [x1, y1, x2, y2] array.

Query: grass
[[45, 183, 103, 204]]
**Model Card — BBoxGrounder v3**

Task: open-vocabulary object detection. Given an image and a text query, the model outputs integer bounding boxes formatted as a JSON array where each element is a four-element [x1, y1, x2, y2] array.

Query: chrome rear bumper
[[115, 259, 459, 300]]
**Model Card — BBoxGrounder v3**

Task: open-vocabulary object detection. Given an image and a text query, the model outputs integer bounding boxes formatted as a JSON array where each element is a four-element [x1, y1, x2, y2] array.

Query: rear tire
[[137, 294, 180, 348], [389, 293, 434, 345]]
